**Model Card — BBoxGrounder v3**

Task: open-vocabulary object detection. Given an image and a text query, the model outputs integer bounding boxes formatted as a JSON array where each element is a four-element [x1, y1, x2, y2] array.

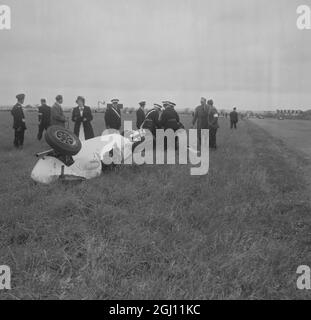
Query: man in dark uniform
[[37, 99, 51, 140], [11, 94, 26, 149], [230, 107, 239, 129], [192, 97, 209, 150], [136, 101, 146, 129], [105, 99, 122, 131], [162, 101, 170, 110], [142, 103, 162, 137], [160, 101, 181, 131], [160, 101, 183, 150], [207, 99, 219, 149]]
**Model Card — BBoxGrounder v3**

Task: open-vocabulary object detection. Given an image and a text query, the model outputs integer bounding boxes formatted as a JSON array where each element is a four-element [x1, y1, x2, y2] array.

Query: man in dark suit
[[207, 99, 220, 149], [72, 96, 94, 140], [136, 101, 146, 129], [11, 94, 26, 149], [192, 97, 209, 149], [37, 99, 51, 140], [230, 107, 239, 129], [105, 99, 122, 131]]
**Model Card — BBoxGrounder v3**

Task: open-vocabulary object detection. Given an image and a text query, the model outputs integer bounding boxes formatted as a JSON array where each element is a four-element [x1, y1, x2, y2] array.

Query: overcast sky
[[0, 0, 310, 110]]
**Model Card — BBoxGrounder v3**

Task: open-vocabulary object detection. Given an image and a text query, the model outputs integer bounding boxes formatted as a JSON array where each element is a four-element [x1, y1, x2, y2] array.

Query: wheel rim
[[55, 130, 75, 146]]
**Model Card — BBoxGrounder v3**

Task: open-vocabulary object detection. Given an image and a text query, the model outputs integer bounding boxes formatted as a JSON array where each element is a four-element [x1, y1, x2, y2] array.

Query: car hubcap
[[55, 130, 75, 145]]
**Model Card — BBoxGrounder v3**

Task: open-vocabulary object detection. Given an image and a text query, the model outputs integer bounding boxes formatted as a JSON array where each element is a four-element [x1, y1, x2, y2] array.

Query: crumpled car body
[[31, 132, 141, 184]]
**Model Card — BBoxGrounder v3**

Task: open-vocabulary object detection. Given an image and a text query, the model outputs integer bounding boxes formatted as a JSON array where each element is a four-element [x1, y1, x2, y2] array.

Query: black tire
[[45, 126, 82, 156]]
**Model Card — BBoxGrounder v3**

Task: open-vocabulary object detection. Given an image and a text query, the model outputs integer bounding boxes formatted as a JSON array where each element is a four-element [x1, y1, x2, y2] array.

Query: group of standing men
[[11, 93, 234, 151], [137, 101, 183, 136], [105, 99, 183, 138], [11, 94, 95, 149]]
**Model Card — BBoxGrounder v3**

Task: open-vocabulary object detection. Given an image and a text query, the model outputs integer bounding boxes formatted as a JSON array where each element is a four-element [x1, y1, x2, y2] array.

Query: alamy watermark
[[2, 5, 311, 31], [0, 5, 11, 30], [0, 265, 11, 290], [100, 122, 210, 176], [297, 5, 311, 30], [297, 265, 311, 290]]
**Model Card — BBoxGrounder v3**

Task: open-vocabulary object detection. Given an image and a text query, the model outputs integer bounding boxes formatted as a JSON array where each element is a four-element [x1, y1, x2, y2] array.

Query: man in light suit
[[51, 95, 66, 127]]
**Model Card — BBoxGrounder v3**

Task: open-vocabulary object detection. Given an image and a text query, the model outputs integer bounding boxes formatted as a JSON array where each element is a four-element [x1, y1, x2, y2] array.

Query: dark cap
[[154, 103, 163, 110], [168, 101, 176, 107]]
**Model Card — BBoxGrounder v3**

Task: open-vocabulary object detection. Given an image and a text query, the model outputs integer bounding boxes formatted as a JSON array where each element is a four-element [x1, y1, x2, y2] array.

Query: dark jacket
[[142, 108, 161, 136], [193, 105, 209, 129], [136, 107, 145, 129], [38, 104, 51, 127], [105, 106, 121, 130], [72, 106, 95, 140], [160, 106, 181, 131], [51, 103, 66, 127], [11, 104, 26, 130], [230, 111, 239, 123], [208, 106, 220, 130]]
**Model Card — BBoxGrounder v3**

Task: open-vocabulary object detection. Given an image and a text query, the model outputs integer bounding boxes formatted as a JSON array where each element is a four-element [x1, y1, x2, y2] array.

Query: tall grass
[[0, 112, 310, 299]]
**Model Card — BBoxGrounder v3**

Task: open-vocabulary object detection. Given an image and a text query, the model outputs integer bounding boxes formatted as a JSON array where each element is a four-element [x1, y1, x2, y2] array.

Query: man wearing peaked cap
[[105, 99, 122, 131], [141, 103, 162, 137], [154, 103, 163, 110], [162, 101, 170, 109], [160, 101, 181, 132], [11, 93, 26, 149], [160, 101, 184, 150], [136, 101, 146, 129], [37, 98, 51, 141]]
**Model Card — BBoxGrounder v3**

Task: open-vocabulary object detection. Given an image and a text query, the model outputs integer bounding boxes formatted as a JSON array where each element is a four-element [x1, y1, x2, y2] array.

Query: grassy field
[[0, 111, 311, 300]]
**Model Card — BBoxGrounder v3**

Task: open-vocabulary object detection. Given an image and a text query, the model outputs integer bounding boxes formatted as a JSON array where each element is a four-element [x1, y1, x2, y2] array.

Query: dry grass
[[0, 111, 311, 300]]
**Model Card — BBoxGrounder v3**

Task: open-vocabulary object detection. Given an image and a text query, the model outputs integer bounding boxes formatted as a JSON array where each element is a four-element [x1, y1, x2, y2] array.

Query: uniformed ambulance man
[[37, 99, 51, 140], [136, 101, 146, 129], [105, 99, 122, 131], [51, 95, 66, 127], [162, 101, 170, 110], [160, 101, 181, 131], [11, 93, 26, 149], [142, 103, 162, 137]]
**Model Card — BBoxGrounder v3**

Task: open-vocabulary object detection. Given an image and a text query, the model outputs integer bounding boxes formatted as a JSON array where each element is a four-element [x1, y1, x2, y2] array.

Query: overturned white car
[[31, 126, 146, 184]]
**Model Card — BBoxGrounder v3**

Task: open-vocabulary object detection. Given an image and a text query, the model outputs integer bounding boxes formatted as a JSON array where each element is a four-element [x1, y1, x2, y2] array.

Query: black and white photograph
[[1, 0, 311, 305]]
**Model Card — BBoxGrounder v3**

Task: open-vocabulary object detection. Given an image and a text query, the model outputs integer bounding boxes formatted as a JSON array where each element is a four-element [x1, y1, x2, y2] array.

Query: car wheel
[[45, 126, 82, 156]]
